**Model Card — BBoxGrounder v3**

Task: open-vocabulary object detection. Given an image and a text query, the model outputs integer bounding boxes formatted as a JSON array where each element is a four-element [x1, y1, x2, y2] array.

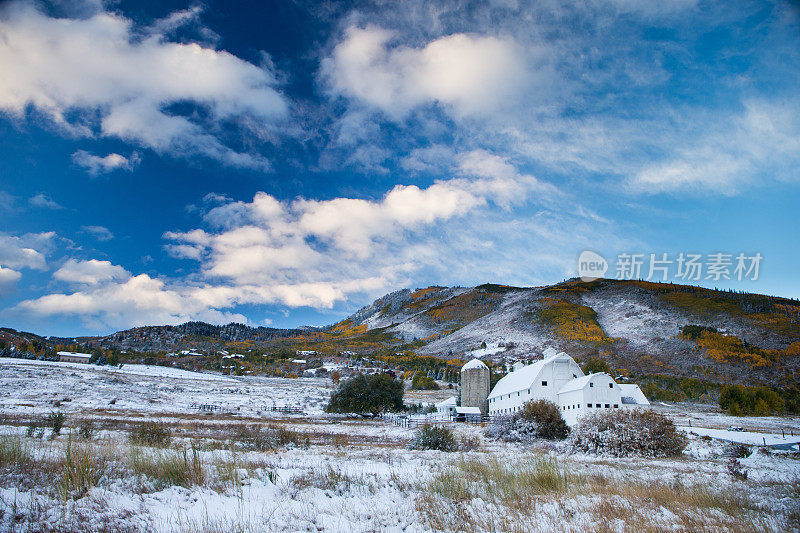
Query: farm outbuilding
[[435, 396, 457, 420], [57, 351, 91, 364]]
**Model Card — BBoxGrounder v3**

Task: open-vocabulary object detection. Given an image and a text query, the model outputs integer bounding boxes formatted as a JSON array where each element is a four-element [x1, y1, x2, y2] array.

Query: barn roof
[[436, 397, 457, 407], [487, 351, 578, 400], [455, 406, 482, 414], [556, 373, 611, 394], [618, 384, 650, 405]]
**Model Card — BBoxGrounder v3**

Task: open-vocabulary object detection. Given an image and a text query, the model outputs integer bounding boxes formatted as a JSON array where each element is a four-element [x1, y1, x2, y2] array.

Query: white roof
[[436, 397, 458, 407], [455, 406, 482, 414], [557, 373, 611, 394], [461, 358, 488, 371], [487, 351, 577, 399], [57, 351, 91, 358], [619, 384, 650, 405]]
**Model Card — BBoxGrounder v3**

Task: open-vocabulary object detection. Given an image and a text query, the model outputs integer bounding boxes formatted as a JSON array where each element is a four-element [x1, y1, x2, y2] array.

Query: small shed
[[455, 406, 483, 423], [57, 351, 91, 364], [435, 397, 458, 420]]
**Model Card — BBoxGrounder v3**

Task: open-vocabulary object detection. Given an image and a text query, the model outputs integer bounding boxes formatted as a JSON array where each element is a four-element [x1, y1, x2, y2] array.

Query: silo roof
[[461, 358, 488, 371]]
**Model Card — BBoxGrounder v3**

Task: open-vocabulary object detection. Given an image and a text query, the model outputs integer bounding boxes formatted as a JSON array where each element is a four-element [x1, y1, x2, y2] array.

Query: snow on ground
[[679, 426, 800, 449], [0, 359, 333, 418], [0, 357, 234, 381], [0, 360, 799, 532]]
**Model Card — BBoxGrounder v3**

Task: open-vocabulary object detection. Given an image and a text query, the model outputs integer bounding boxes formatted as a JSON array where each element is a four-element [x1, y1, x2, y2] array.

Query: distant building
[[57, 351, 91, 364]]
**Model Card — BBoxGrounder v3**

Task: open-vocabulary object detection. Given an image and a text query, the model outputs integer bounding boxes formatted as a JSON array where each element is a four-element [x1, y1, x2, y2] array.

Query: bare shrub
[[231, 424, 307, 451], [78, 420, 95, 440], [410, 424, 458, 452], [46, 411, 66, 438], [570, 409, 686, 457], [724, 442, 751, 458], [727, 457, 748, 480], [129, 421, 172, 447]]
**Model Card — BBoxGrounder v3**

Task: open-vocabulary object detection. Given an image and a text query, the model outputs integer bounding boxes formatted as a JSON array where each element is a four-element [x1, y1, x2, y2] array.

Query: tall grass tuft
[[0, 434, 33, 468], [59, 435, 103, 499], [128, 444, 204, 489]]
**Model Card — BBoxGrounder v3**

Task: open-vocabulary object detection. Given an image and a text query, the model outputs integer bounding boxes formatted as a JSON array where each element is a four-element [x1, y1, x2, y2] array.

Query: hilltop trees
[[326, 373, 404, 417]]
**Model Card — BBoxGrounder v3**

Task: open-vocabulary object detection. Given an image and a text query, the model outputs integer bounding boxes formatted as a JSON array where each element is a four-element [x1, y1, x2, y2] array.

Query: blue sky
[[0, 0, 798, 337]]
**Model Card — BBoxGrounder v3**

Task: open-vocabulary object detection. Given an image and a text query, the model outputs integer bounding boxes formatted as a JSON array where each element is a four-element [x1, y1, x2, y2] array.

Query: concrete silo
[[460, 358, 490, 416]]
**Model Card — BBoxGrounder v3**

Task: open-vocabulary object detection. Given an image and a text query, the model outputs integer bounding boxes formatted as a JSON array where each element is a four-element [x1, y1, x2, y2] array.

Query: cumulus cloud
[[0, 232, 56, 270], [0, 1, 288, 169], [28, 193, 62, 210], [11, 152, 623, 330], [81, 225, 114, 242], [53, 259, 131, 285], [0, 265, 22, 295], [322, 26, 536, 118], [72, 150, 140, 175]]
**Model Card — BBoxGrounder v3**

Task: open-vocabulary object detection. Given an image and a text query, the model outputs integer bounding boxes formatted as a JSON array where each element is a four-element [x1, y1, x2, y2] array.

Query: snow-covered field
[[1, 359, 798, 532]]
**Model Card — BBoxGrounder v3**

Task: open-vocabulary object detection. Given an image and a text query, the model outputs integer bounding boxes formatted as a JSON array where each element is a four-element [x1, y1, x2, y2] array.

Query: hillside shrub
[[326, 373, 404, 417], [129, 421, 172, 447], [719, 384, 785, 416], [411, 372, 439, 390], [410, 424, 458, 452], [570, 409, 686, 457], [46, 411, 66, 438], [485, 400, 569, 443]]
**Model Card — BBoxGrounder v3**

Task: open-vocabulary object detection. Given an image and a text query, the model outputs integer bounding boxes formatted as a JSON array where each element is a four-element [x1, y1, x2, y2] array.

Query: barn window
[[542, 381, 547, 386], [573, 373, 577, 378], [578, 404, 580, 408], [614, 404, 619, 408], [588, 404, 593, 408], [609, 383, 613, 388], [605, 404, 610, 408], [589, 383, 594, 388]]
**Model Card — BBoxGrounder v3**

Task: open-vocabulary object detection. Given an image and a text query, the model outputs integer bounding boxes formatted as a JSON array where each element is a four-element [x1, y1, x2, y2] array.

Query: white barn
[[487, 348, 583, 416], [486, 348, 649, 426]]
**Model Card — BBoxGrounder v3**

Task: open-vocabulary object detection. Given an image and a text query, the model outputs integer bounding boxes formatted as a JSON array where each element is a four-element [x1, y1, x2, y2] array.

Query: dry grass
[[417, 453, 791, 532], [128, 444, 204, 490]]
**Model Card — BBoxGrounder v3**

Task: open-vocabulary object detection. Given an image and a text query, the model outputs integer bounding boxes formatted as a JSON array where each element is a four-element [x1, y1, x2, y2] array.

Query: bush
[[411, 372, 439, 390], [46, 411, 66, 437], [410, 424, 458, 452], [129, 421, 172, 447], [581, 357, 611, 375], [326, 373, 404, 417], [719, 384, 785, 416], [78, 420, 95, 440], [570, 409, 686, 457], [484, 400, 568, 443], [232, 424, 307, 451]]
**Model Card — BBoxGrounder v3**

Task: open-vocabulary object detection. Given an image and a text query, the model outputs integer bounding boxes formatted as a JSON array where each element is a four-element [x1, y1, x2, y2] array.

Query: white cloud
[[0, 1, 288, 169], [0, 232, 56, 270], [630, 99, 800, 194], [0, 265, 22, 295], [53, 259, 130, 285], [12, 154, 623, 330], [81, 225, 114, 242], [28, 193, 62, 210], [322, 26, 535, 118], [72, 150, 140, 175]]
